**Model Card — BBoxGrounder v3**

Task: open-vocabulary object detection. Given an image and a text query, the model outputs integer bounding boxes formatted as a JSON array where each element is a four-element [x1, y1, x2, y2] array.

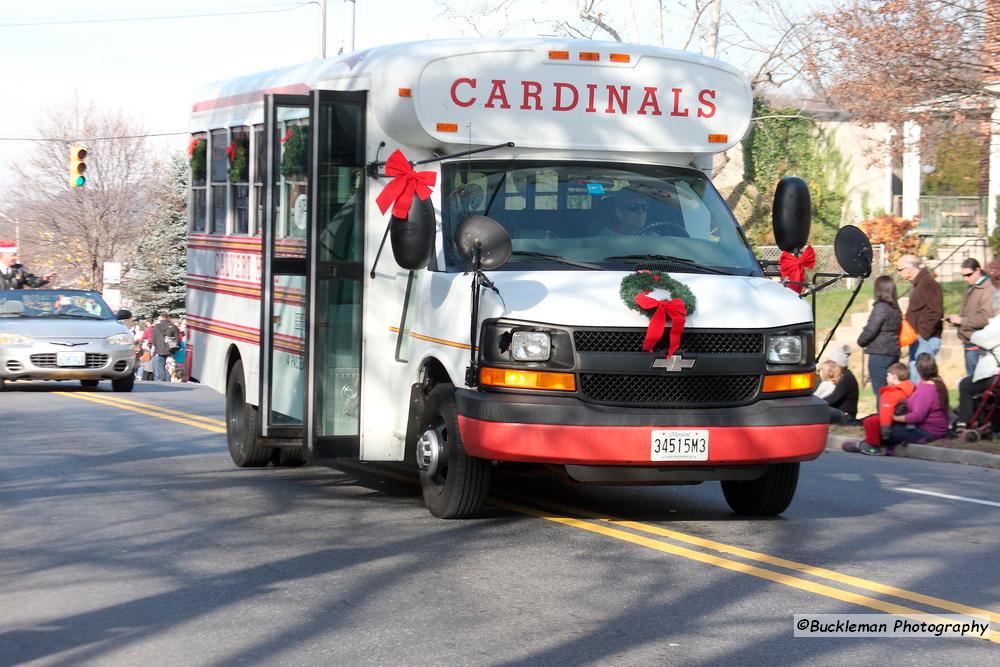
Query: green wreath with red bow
[[619, 270, 696, 357]]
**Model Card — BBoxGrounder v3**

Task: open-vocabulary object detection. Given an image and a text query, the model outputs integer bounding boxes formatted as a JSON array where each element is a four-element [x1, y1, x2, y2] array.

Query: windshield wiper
[[600, 254, 732, 275], [509, 251, 604, 271]]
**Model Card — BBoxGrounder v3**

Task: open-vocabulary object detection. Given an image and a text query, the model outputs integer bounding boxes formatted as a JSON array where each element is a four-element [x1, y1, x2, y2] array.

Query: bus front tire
[[417, 384, 491, 519], [226, 360, 272, 467], [721, 462, 799, 516], [272, 447, 305, 467]]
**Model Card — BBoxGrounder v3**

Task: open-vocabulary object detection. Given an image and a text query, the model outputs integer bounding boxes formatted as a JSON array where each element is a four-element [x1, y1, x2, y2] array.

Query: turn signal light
[[609, 53, 631, 63], [398, 88, 412, 97], [708, 134, 729, 143], [762, 372, 815, 393], [436, 123, 458, 132], [480, 367, 576, 391], [548, 50, 569, 60], [579, 52, 600, 61]]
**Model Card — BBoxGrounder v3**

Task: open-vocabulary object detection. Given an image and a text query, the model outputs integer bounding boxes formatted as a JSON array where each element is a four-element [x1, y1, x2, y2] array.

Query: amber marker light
[[398, 88, 412, 97], [579, 52, 600, 61], [609, 53, 631, 63], [480, 367, 577, 391], [708, 134, 729, 143], [436, 123, 459, 132], [762, 372, 815, 393], [548, 50, 570, 60]]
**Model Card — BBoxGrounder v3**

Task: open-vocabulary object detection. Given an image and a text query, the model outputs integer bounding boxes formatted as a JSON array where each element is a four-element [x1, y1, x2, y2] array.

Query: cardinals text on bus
[[449, 78, 717, 118]]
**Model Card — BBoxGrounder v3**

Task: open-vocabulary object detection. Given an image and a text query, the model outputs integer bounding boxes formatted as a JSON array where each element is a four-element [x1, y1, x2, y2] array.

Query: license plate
[[56, 351, 86, 367], [650, 429, 709, 461]]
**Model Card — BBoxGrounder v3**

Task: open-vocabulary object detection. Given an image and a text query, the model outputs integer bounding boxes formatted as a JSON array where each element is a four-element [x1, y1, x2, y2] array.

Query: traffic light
[[69, 144, 87, 188]]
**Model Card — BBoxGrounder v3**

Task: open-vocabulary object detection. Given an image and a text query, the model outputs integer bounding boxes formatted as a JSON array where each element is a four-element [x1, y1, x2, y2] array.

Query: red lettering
[[520, 80, 543, 110], [585, 84, 597, 113], [605, 85, 630, 114], [637, 87, 662, 116], [450, 77, 476, 107], [485, 79, 511, 109], [697, 89, 716, 118], [553, 82, 579, 111], [671, 87, 689, 117]]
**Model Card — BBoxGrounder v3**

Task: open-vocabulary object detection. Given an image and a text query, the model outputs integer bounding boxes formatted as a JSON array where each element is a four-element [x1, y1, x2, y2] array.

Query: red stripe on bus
[[192, 83, 311, 112]]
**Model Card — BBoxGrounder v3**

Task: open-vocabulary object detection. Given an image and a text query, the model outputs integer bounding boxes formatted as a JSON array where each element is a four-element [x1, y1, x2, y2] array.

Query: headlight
[[105, 333, 133, 346], [511, 331, 551, 361], [767, 335, 803, 364], [0, 332, 32, 345]]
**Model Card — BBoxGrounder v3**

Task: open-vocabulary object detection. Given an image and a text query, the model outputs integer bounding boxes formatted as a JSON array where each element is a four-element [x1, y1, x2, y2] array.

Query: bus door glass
[[304, 90, 366, 457], [260, 94, 311, 436]]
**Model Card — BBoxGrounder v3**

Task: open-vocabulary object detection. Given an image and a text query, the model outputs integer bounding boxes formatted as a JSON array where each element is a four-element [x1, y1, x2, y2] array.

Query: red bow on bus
[[635, 292, 687, 357], [778, 245, 815, 294], [376, 150, 437, 219]]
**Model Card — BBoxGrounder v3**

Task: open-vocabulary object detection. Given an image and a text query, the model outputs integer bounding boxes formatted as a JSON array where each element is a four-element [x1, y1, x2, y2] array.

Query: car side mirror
[[116, 309, 132, 321], [772, 176, 811, 252], [390, 195, 436, 270]]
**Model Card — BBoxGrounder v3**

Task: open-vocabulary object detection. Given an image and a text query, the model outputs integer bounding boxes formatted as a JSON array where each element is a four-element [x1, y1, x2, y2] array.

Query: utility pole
[[345, 0, 356, 54]]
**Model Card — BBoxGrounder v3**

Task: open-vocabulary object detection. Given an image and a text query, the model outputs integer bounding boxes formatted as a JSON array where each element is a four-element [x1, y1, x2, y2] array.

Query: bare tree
[[8, 99, 161, 290]]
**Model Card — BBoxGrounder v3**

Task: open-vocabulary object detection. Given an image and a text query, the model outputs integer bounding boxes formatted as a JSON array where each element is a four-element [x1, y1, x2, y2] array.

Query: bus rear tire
[[721, 462, 799, 516], [226, 360, 272, 467], [417, 384, 491, 519]]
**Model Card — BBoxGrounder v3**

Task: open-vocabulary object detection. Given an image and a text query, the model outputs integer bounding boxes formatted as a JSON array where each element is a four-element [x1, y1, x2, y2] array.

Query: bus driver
[[600, 191, 650, 235]]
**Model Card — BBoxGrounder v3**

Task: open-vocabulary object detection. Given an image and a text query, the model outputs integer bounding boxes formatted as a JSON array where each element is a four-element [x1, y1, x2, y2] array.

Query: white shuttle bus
[[187, 39, 854, 518]]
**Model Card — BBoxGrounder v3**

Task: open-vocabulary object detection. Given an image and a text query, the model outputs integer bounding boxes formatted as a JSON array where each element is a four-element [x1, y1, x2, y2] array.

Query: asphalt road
[[1, 380, 998, 665]]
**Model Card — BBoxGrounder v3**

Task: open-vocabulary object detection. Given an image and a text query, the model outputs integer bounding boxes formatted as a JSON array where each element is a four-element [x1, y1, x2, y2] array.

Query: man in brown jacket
[[946, 257, 996, 375], [897, 254, 943, 383]]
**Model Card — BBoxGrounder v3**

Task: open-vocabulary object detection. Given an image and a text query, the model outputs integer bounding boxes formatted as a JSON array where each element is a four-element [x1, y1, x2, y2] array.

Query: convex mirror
[[834, 225, 873, 278], [454, 216, 511, 271]]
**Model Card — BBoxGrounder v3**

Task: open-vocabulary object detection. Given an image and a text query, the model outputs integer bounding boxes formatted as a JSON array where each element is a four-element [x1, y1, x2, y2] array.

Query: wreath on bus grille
[[280, 125, 309, 178], [187, 138, 207, 181], [619, 270, 696, 357], [226, 136, 249, 184]]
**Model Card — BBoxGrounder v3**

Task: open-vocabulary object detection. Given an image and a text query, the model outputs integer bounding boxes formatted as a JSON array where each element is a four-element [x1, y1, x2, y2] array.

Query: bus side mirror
[[390, 195, 436, 270], [454, 216, 511, 271], [772, 176, 811, 252], [833, 225, 873, 278]]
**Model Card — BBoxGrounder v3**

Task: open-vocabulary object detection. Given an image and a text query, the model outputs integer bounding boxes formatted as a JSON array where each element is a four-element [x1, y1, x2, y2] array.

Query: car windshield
[[440, 161, 761, 276], [0, 289, 116, 319]]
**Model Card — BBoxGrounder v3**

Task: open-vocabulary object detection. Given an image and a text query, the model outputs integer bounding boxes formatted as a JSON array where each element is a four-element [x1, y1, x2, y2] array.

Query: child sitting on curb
[[844, 354, 949, 456], [843, 362, 914, 455]]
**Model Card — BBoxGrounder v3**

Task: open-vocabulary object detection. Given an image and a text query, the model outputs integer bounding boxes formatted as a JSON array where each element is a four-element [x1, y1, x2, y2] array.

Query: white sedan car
[[0, 289, 135, 392]]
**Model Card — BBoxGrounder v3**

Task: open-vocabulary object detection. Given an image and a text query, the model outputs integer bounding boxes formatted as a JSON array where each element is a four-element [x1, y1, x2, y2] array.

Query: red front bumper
[[457, 417, 828, 466]]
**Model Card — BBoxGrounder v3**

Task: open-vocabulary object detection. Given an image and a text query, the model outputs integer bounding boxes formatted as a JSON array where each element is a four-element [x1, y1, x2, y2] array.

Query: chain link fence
[[756, 244, 888, 280]]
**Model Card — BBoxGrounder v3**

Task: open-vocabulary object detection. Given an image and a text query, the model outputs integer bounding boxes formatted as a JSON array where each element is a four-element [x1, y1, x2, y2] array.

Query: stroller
[[961, 347, 1000, 442]]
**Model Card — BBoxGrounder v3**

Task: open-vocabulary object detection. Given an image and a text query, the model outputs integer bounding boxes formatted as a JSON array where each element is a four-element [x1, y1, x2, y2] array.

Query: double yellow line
[[55, 390, 999, 641], [54, 390, 226, 432]]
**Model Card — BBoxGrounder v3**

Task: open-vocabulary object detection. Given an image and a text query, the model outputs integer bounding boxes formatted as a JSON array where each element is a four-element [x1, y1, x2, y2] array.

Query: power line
[[0, 2, 312, 29]]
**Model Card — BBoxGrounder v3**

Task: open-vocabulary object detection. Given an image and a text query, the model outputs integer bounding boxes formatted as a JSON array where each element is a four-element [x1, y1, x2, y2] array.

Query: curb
[[826, 434, 1000, 470]]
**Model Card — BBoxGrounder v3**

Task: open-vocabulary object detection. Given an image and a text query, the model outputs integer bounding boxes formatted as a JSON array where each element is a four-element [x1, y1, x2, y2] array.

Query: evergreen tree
[[125, 154, 187, 321]]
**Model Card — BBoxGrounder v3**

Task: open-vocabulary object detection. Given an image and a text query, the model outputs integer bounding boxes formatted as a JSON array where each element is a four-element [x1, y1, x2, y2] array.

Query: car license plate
[[650, 429, 709, 461], [56, 351, 86, 367]]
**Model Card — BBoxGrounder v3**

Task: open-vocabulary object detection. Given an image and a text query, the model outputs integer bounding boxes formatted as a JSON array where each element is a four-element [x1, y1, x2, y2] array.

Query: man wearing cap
[[0, 240, 56, 290]]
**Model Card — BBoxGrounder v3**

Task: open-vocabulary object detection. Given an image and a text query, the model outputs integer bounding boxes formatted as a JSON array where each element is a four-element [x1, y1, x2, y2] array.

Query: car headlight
[[0, 332, 32, 345], [511, 331, 551, 361], [105, 333, 133, 346], [767, 335, 803, 364]]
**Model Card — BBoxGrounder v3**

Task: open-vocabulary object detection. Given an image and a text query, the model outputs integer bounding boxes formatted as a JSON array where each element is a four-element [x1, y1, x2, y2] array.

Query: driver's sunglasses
[[620, 203, 648, 212]]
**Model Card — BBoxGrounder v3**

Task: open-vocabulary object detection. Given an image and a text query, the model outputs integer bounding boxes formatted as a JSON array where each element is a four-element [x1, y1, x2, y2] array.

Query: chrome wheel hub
[[416, 427, 444, 476]]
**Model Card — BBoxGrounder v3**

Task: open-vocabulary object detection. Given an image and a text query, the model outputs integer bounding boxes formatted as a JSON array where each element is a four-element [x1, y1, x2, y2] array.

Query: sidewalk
[[826, 433, 1000, 470]]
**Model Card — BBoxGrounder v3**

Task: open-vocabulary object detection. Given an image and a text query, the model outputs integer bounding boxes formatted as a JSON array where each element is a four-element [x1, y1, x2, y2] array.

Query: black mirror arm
[[369, 218, 394, 279], [367, 142, 515, 178], [815, 277, 866, 361]]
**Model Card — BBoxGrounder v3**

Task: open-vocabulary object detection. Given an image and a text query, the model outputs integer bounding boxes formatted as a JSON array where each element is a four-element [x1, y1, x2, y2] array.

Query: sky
[[0, 0, 800, 198]]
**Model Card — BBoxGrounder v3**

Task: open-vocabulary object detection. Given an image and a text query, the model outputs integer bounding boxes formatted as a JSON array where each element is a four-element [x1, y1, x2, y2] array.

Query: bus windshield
[[440, 161, 761, 276]]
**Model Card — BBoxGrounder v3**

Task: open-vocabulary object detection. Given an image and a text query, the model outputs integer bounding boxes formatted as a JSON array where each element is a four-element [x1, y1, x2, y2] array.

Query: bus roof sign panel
[[406, 44, 751, 154]]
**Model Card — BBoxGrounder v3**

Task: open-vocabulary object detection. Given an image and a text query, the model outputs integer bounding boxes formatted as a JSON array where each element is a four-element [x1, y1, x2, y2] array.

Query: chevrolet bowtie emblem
[[652, 355, 696, 372]]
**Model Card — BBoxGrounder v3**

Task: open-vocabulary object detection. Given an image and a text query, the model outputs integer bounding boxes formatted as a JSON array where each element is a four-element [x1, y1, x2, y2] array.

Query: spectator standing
[[896, 254, 943, 384], [151, 311, 180, 382], [0, 240, 56, 289], [946, 258, 996, 376], [857, 275, 902, 400]]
